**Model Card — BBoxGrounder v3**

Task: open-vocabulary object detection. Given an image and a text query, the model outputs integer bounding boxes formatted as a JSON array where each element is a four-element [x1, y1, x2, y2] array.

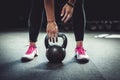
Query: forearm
[[44, 0, 55, 22]]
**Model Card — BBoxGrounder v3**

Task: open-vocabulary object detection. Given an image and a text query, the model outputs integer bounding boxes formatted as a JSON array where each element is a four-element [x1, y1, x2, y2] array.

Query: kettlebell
[[45, 33, 67, 63]]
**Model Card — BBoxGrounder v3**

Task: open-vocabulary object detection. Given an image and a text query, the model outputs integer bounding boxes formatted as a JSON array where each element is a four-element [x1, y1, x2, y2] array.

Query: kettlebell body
[[45, 33, 67, 63], [46, 45, 66, 63]]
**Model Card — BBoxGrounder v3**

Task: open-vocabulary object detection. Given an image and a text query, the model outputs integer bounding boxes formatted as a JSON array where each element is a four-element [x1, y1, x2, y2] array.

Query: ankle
[[76, 41, 83, 48], [30, 42, 36, 47]]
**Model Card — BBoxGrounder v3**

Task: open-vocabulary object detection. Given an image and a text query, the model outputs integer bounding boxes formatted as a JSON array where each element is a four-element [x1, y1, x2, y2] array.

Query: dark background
[[0, 0, 120, 31]]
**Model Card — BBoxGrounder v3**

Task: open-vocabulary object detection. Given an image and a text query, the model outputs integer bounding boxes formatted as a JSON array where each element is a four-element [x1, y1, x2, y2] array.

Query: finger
[[49, 32, 55, 43], [46, 29, 49, 36], [61, 11, 68, 22], [61, 7, 65, 17], [54, 32, 58, 42], [49, 32, 52, 42], [46, 29, 50, 36], [48, 32, 51, 38], [51, 33, 55, 43], [46, 30, 51, 42], [64, 14, 71, 23]]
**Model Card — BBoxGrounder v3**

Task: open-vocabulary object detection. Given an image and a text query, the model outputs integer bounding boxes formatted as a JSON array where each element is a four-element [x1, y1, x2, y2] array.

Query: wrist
[[68, 0, 76, 4], [67, 0, 76, 7], [67, 1, 74, 8], [47, 20, 56, 23]]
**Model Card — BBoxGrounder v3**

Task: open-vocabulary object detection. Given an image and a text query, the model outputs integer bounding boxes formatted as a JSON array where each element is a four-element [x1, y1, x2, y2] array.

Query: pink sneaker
[[21, 45, 38, 62], [75, 46, 89, 62]]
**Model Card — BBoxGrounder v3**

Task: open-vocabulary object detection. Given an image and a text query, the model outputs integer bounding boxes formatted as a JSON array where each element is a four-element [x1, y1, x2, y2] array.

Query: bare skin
[[44, 0, 58, 42], [61, 0, 76, 23]]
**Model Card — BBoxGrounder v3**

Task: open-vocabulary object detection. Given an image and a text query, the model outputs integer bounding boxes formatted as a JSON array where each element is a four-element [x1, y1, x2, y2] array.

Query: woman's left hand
[[61, 3, 74, 23]]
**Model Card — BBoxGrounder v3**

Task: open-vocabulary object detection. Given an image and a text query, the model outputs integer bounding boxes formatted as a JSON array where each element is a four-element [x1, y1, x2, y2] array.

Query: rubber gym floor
[[0, 29, 120, 80]]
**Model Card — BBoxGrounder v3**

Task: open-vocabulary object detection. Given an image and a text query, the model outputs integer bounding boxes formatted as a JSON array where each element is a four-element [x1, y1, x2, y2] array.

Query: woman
[[21, 0, 89, 62]]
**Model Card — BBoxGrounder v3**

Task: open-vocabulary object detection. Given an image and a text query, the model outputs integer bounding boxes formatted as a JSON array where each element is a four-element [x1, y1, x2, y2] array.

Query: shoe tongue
[[76, 47, 86, 55], [76, 46, 83, 49]]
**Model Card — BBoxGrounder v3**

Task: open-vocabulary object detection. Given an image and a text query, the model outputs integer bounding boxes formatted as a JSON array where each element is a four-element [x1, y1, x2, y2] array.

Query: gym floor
[[0, 29, 120, 80]]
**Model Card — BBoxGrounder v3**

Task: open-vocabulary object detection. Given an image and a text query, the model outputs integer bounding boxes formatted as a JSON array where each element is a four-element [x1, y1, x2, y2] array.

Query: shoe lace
[[75, 47, 86, 55], [26, 46, 36, 54]]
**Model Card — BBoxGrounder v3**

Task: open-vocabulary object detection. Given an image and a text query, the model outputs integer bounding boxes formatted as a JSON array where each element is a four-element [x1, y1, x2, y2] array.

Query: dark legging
[[28, 0, 86, 42]]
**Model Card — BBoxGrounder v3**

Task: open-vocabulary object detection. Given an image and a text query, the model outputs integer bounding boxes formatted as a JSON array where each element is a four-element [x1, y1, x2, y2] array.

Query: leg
[[28, 0, 44, 44], [21, 0, 44, 62], [73, 0, 89, 62], [73, 0, 85, 47]]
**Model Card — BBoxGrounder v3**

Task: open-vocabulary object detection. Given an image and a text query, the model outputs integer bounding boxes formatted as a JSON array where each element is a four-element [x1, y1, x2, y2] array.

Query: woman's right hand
[[46, 21, 58, 42]]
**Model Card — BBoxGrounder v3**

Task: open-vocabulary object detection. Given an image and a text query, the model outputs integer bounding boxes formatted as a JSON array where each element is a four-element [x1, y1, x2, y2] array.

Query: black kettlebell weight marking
[[45, 33, 67, 63]]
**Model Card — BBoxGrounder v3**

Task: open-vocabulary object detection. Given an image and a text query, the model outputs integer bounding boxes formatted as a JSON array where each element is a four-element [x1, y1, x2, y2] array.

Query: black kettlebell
[[45, 33, 67, 63]]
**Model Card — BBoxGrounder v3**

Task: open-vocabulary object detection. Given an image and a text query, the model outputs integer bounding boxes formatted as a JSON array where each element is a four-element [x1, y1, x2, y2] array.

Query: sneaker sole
[[21, 54, 38, 62], [75, 55, 89, 63], [21, 57, 33, 62]]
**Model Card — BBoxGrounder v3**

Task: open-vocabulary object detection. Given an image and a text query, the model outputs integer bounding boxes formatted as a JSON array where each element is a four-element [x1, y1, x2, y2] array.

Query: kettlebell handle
[[45, 33, 67, 49]]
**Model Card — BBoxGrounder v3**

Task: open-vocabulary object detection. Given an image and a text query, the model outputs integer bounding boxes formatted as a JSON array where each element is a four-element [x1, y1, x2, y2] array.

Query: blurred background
[[0, 0, 120, 32]]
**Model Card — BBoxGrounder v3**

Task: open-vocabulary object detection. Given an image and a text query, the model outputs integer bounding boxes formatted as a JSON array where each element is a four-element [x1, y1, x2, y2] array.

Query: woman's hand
[[61, 2, 74, 23], [46, 21, 58, 42]]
